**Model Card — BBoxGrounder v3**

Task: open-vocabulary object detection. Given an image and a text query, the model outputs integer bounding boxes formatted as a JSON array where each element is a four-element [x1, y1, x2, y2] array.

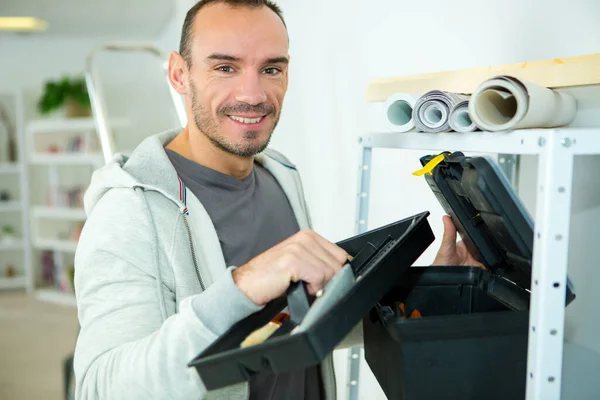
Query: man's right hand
[[232, 230, 349, 306]]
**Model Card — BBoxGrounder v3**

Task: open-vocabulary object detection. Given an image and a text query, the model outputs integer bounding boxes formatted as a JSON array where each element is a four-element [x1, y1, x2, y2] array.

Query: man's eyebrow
[[205, 53, 242, 62], [265, 57, 289, 65], [205, 54, 289, 65]]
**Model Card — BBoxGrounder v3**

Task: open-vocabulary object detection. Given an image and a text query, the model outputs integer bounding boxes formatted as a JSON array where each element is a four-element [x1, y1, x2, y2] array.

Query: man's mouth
[[228, 115, 266, 124]]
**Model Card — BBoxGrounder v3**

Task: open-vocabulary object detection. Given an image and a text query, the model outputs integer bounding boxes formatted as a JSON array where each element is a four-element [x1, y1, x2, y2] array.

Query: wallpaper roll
[[413, 90, 470, 133], [468, 75, 577, 132], [449, 99, 478, 133], [383, 93, 419, 133]]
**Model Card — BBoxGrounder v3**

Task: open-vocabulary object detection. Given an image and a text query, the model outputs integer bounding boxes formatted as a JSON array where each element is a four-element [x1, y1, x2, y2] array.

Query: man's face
[[185, 4, 289, 157]]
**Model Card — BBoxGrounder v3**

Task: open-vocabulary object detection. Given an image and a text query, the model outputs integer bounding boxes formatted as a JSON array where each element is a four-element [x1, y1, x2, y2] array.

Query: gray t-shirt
[[165, 149, 323, 400]]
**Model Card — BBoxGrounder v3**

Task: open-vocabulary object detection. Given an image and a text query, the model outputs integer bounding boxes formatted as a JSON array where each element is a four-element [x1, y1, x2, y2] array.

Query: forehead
[[191, 4, 289, 61]]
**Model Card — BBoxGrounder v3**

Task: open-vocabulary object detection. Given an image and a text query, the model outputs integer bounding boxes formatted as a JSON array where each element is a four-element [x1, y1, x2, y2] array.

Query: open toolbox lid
[[415, 151, 576, 311], [188, 211, 435, 391]]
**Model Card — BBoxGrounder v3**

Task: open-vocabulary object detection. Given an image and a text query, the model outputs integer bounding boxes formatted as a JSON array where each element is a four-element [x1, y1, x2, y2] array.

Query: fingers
[[300, 233, 341, 277], [237, 229, 350, 305], [303, 230, 349, 267], [284, 241, 332, 295], [284, 230, 349, 295]]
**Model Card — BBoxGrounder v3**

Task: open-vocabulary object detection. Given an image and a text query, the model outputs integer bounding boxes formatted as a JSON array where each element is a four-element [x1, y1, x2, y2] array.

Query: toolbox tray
[[188, 211, 435, 391], [363, 152, 576, 400]]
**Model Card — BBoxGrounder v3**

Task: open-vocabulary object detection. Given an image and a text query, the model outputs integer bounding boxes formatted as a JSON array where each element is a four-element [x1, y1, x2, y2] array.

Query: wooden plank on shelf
[[366, 53, 600, 102]]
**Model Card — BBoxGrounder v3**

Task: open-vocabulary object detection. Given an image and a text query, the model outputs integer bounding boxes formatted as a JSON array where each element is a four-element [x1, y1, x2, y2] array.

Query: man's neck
[[165, 126, 254, 180]]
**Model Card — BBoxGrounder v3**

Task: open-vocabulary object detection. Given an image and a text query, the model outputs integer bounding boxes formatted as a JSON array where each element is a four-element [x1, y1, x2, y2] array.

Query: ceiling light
[[0, 17, 48, 32]]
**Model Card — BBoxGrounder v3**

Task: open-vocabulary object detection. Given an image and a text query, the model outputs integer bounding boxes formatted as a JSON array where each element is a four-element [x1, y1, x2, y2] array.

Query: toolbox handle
[[286, 281, 311, 325]]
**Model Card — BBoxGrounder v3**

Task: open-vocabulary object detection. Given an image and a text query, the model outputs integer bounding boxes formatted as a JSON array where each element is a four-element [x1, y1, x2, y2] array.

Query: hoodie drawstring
[[135, 186, 168, 322]]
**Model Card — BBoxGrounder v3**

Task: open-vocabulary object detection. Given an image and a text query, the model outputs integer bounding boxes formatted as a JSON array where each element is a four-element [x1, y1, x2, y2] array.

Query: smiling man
[[72, 1, 480, 399]]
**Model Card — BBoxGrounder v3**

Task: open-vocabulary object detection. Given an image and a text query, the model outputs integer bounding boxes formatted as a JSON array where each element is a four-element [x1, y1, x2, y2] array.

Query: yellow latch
[[412, 153, 448, 176]]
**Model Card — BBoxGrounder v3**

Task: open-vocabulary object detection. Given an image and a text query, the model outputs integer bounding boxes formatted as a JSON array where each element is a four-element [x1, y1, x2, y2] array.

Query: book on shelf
[[41, 249, 75, 295], [46, 186, 84, 209]]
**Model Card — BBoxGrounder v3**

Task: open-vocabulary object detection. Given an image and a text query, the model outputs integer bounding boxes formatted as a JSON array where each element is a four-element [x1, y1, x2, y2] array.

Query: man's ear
[[168, 51, 188, 96]]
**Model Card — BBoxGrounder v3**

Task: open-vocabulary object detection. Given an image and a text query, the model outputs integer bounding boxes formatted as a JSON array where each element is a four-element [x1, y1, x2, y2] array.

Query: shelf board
[[35, 288, 77, 307], [0, 276, 26, 290], [0, 238, 24, 250], [0, 201, 21, 213], [29, 153, 103, 166], [360, 128, 600, 156], [26, 117, 128, 135], [0, 163, 21, 174], [33, 206, 87, 221], [33, 238, 78, 253], [366, 53, 600, 102]]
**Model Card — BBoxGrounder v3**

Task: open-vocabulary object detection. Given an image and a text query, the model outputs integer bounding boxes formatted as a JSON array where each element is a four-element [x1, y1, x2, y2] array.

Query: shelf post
[[526, 131, 574, 400], [498, 153, 520, 188], [346, 140, 372, 400]]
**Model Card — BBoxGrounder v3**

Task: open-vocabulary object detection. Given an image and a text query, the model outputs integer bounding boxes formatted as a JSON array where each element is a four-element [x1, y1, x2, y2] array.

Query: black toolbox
[[363, 151, 576, 400], [188, 211, 435, 391]]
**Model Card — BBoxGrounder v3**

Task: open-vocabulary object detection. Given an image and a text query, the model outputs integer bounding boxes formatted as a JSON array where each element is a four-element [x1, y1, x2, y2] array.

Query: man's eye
[[217, 66, 234, 73], [263, 67, 281, 75]]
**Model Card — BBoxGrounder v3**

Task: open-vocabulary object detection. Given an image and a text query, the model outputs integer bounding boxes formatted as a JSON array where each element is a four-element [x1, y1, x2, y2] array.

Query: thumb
[[440, 215, 457, 249]]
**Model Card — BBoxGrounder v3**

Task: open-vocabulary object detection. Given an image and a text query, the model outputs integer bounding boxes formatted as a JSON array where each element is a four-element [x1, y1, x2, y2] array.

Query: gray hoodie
[[73, 129, 359, 400]]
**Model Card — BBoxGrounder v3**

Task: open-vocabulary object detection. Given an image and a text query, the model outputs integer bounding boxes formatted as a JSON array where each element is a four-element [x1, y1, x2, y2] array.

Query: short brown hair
[[179, 0, 287, 66]]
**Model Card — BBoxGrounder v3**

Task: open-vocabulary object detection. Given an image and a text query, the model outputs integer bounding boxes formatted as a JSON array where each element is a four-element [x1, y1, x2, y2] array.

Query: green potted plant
[[37, 75, 92, 118]]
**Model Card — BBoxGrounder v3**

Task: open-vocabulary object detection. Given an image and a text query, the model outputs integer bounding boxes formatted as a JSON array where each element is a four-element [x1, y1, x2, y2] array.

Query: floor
[[0, 291, 79, 400]]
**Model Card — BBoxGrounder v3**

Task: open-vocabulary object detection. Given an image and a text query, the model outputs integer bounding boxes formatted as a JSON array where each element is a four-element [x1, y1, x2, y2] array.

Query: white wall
[[156, 0, 193, 54], [264, 0, 600, 399], [0, 34, 177, 135]]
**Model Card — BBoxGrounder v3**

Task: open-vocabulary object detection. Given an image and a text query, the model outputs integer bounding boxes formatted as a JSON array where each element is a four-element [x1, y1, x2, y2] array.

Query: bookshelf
[[0, 90, 31, 292], [25, 116, 104, 307]]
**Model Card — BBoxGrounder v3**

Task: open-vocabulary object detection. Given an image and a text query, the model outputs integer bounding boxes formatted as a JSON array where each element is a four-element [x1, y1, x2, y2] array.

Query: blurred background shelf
[[35, 288, 77, 308], [0, 162, 21, 174], [33, 238, 78, 253], [29, 153, 103, 166], [32, 206, 86, 221], [26, 116, 128, 135], [0, 276, 27, 290], [0, 238, 25, 251], [0, 201, 21, 212]]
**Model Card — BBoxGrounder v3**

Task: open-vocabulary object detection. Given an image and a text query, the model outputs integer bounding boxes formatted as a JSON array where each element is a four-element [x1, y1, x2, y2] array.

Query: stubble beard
[[189, 80, 279, 157]]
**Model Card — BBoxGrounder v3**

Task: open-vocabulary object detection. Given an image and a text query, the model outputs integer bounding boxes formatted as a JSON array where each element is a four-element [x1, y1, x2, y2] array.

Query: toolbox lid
[[417, 152, 575, 310], [188, 211, 435, 391]]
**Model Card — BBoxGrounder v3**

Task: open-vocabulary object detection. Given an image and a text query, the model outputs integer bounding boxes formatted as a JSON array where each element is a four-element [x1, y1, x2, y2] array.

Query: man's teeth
[[229, 115, 263, 124]]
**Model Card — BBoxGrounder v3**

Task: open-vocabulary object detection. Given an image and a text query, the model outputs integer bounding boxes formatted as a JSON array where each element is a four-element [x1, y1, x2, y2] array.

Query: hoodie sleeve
[[73, 188, 261, 400]]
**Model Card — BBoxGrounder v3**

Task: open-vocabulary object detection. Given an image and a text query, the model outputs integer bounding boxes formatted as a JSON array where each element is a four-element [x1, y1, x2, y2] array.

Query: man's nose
[[235, 72, 268, 106]]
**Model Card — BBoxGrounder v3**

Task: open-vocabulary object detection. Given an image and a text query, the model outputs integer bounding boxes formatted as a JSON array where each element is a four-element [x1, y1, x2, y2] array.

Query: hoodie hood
[[84, 129, 187, 217], [83, 128, 279, 218]]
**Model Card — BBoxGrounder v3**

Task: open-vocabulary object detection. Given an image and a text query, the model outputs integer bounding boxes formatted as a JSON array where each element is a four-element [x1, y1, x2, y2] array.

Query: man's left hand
[[432, 215, 485, 268]]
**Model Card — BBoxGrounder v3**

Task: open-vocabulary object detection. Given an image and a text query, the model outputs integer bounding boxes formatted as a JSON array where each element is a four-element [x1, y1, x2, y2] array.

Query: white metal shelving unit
[[352, 127, 600, 400]]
